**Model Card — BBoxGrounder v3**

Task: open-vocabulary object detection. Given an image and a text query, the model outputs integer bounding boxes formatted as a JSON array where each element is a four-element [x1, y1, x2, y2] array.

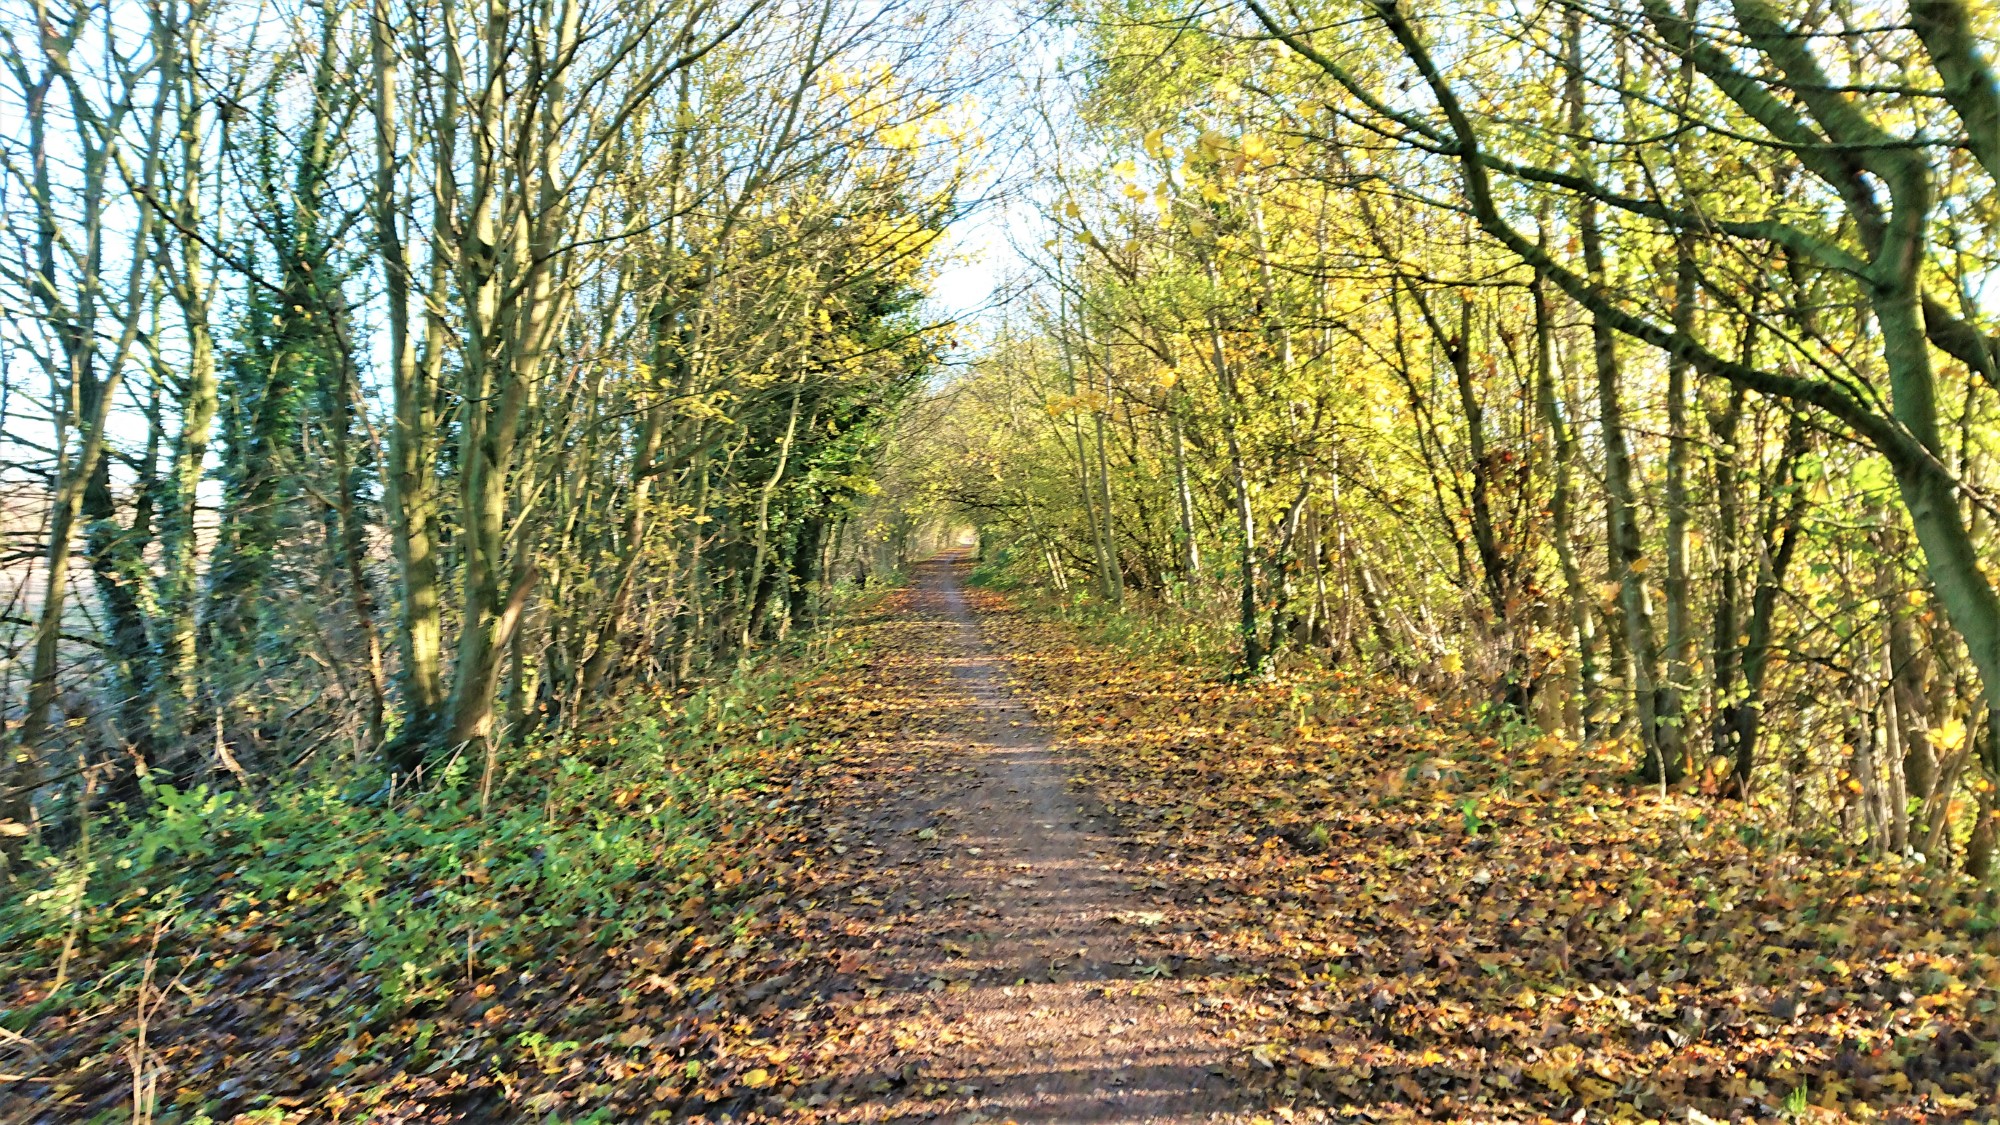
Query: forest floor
[[3, 555, 1998, 1123], [761, 554, 1999, 1125]]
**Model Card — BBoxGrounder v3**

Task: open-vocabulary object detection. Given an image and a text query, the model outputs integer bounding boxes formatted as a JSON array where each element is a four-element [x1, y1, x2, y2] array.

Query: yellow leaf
[[1936, 717, 1967, 752], [741, 1068, 773, 1089]]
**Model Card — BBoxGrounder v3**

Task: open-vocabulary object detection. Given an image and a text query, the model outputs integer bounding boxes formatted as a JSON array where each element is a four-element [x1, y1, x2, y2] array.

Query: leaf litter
[[2, 561, 1996, 1124]]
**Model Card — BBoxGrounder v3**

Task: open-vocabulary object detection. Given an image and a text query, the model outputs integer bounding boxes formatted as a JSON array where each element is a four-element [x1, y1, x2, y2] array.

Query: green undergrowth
[[962, 546, 1023, 590], [0, 621, 872, 1122], [5, 671, 787, 1016]]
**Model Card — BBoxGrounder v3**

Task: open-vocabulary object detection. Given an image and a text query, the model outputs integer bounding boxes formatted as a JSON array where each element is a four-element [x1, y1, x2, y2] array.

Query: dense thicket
[[910, 0, 2000, 879], [0, 0, 967, 864]]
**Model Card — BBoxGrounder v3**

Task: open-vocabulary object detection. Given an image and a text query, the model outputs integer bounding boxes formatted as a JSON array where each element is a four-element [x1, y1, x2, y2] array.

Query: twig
[[212, 704, 250, 786], [51, 759, 99, 994], [126, 924, 170, 1125]]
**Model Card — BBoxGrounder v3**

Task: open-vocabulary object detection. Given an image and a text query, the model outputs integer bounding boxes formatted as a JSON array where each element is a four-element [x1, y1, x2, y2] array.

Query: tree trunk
[[1721, 414, 1809, 795], [1661, 245, 1695, 774], [374, 1, 444, 767], [1708, 385, 1747, 773], [1534, 268, 1595, 737], [1198, 253, 1264, 673], [1583, 216, 1670, 780], [1171, 409, 1200, 586], [1566, 11, 1670, 778]]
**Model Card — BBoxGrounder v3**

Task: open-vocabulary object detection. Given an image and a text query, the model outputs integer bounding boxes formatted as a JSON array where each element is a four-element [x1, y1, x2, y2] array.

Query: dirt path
[[796, 554, 1256, 1123]]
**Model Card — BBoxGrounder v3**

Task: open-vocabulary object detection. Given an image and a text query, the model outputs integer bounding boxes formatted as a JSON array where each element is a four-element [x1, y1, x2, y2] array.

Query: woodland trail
[[793, 553, 1259, 1123], [3, 551, 1994, 1123]]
